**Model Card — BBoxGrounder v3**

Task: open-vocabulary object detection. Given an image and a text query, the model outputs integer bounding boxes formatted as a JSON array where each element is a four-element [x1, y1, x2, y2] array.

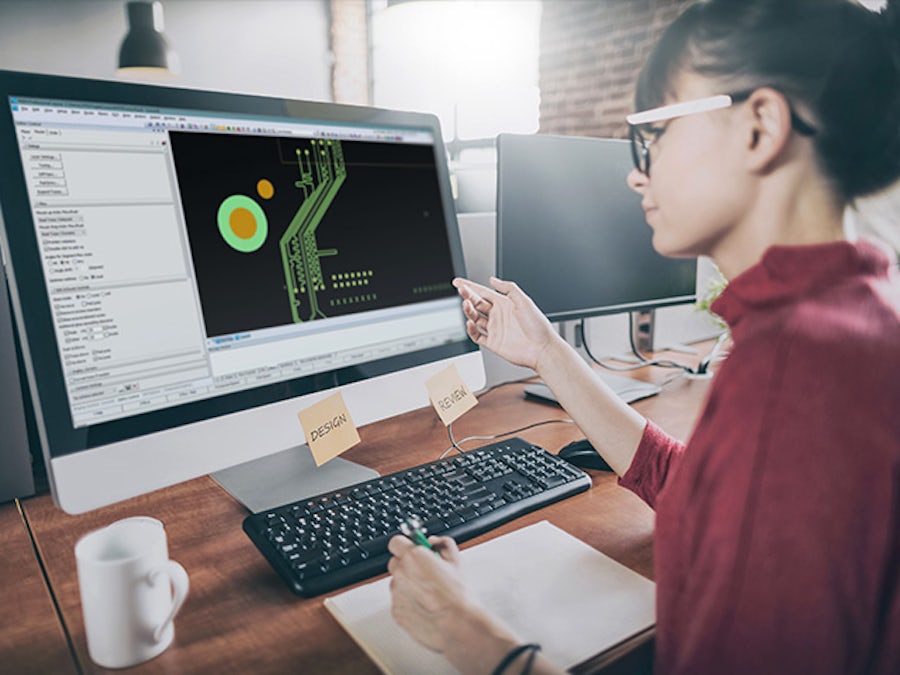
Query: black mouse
[[557, 439, 614, 472]]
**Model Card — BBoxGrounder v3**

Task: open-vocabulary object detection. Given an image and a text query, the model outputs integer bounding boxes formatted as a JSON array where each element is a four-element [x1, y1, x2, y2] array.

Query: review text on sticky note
[[297, 392, 361, 466], [425, 364, 478, 426]]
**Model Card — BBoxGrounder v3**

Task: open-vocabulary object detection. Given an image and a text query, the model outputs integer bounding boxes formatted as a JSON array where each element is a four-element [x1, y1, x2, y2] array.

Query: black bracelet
[[522, 643, 541, 675], [492, 643, 541, 675]]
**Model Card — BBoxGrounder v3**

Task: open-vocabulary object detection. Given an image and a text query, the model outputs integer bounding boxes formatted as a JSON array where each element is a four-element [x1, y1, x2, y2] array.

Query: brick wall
[[330, 0, 690, 134], [539, 0, 690, 139]]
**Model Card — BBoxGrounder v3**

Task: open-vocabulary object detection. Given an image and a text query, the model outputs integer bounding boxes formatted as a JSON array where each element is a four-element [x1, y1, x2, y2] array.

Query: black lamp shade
[[117, 2, 177, 72]]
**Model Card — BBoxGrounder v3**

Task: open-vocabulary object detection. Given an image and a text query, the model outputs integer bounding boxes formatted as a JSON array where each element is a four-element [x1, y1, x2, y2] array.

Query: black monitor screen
[[496, 134, 696, 321]]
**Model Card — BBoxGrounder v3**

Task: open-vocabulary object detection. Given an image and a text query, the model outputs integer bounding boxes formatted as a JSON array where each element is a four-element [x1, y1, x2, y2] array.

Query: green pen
[[400, 516, 439, 554]]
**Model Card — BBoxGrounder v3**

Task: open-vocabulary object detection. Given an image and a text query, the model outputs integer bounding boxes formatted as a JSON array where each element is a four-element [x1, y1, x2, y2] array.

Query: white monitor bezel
[[0, 69, 484, 514]]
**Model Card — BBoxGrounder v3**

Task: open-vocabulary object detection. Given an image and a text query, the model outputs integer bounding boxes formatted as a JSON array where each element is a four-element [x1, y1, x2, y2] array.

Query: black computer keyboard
[[243, 437, 591, 597]]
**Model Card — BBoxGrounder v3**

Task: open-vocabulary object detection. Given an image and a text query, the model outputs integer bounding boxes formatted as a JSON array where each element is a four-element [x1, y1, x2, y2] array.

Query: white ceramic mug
[[75, 516, 189, 669]]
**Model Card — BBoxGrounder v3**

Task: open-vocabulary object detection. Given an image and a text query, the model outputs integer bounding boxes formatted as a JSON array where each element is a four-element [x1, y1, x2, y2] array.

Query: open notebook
[[324, 521, 656, 674]]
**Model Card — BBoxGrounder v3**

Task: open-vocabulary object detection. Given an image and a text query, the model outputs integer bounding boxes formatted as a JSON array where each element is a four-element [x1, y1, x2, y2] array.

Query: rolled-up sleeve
[[618, 420, 686, 509]]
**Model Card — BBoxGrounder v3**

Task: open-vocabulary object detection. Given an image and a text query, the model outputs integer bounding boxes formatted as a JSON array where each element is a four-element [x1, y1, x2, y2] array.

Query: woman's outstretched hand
[[453, 276, 559, 372]]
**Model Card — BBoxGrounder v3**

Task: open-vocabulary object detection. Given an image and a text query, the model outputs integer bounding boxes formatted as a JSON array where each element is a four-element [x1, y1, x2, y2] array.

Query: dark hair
[[636, 0, 900, 202]]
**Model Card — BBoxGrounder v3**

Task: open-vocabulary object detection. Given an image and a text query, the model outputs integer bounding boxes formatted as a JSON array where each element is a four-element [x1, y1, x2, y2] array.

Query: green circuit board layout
[[280, 139, 346, 323]]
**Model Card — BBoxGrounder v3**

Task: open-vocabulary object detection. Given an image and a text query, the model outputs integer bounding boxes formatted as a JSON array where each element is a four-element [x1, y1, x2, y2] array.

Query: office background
[[1, 0, 894, 246], [0, 1, 683, 137]]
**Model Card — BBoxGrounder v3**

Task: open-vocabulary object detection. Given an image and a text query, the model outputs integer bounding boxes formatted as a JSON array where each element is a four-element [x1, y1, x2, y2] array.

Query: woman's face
[[626, 73, 752, 260]]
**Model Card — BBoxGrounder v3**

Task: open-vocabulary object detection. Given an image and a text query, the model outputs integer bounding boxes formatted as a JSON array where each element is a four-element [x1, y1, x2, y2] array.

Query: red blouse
[[621, 239, 900, 675]]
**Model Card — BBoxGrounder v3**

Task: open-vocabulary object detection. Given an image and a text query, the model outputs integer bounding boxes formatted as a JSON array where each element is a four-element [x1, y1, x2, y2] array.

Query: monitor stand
[[630, 309, 655, 354], [522, 318, 661, 406], [523, 375, 660, 406], [211, 446, 378, 514]]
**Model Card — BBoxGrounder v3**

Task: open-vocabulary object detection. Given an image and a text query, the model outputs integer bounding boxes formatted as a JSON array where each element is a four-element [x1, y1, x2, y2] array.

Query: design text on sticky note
[[297, 392, 361, 466]]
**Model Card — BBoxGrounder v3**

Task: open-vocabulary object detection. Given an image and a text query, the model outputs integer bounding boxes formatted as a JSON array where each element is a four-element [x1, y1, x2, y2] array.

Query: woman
[[388, 1, 900, 673]]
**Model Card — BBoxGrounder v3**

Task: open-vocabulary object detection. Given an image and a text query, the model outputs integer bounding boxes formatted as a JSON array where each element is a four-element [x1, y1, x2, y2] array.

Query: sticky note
[[297, 392, 361, 467], [425, 364, 478, 426]]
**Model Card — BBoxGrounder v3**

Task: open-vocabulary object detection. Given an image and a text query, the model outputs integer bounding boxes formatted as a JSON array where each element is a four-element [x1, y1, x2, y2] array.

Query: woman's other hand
[[387, 534, 469, 651], [388, 534, 528, 672]]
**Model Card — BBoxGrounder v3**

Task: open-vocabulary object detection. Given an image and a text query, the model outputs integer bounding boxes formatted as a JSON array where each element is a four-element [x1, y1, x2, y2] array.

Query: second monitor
[[496, 134, 696, 323]]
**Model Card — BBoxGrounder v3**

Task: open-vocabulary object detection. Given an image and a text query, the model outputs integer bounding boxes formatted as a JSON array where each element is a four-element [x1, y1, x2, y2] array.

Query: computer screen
[[0, 69, 483, 514], [496, 133, 696, 322]]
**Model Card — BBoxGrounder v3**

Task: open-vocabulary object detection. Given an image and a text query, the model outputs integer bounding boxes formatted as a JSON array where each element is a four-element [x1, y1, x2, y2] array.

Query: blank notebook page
[[324, 520, 656, 674]]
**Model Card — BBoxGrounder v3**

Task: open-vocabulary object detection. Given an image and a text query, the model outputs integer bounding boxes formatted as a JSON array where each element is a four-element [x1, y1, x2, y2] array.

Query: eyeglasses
[[626, 90, 817, 177]]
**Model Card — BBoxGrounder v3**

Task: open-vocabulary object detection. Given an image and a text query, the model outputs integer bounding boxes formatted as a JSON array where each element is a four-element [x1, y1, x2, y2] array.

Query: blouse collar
[[710, 238, 896, 329]]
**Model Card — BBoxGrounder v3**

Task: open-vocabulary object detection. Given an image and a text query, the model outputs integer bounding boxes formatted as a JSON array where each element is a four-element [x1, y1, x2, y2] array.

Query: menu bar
[[9, 96, 433, 144]]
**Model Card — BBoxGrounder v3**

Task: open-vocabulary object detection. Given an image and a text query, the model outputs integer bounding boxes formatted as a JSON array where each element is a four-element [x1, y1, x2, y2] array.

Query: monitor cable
[[441, 418, 577, 459], [578, 316, 729, 377], [439, 322, 730, 459]]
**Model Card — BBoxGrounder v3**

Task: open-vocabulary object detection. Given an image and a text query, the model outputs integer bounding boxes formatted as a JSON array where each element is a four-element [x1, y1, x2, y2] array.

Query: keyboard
[[243, 437, 591, 597]]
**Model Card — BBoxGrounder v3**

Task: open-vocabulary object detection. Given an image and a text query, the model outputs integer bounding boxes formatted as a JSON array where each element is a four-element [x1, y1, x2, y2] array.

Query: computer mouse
[[557, 439, 614, 472]]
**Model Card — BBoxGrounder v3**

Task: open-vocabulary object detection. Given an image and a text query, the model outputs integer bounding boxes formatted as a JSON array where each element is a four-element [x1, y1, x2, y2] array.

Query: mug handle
[[148, 560, 190, 643]]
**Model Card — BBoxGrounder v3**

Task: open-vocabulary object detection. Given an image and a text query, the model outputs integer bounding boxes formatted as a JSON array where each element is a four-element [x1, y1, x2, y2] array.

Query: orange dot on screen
[[257, 179, 274, 199], [230, 207, 257, 239]]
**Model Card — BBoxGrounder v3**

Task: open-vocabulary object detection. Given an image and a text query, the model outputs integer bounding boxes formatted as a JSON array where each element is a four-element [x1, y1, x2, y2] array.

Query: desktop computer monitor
[[496, 133, 697, 322], [0, 69, 483, 515]]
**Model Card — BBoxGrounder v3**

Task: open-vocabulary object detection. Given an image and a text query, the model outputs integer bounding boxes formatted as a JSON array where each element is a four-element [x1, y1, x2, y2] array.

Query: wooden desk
[[19, 368, 711, 674], [0, 500, 76, 674]]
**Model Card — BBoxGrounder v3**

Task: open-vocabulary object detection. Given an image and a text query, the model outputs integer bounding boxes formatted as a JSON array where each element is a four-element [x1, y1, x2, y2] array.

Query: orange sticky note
[[425, 364, 478, 426], [297, 392, 361, 467]]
